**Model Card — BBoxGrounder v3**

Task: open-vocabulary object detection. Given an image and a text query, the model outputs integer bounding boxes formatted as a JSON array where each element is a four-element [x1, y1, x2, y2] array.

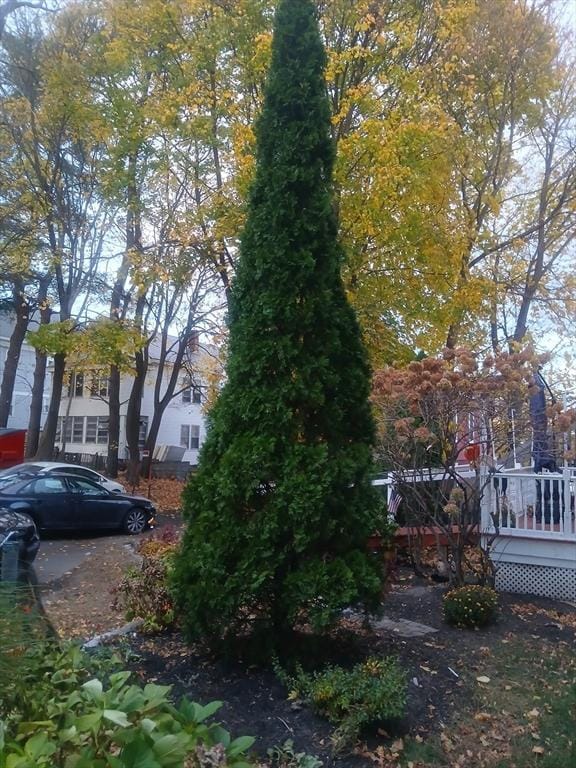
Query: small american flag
[[388, 486, 402, 518]]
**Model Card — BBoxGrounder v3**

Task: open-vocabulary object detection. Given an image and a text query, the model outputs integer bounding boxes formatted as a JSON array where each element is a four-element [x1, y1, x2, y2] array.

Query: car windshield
[[0, 477, 35, 495], [67, 477, 108, 495]]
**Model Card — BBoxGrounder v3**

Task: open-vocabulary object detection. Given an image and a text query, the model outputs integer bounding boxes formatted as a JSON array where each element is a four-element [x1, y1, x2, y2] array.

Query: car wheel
[[123, 508, 147, 535]]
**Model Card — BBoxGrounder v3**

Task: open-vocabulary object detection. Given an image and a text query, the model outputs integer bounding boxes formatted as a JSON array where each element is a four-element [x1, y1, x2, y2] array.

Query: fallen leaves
[[120, 475, 185, 514], [510, 602, 576, 630]]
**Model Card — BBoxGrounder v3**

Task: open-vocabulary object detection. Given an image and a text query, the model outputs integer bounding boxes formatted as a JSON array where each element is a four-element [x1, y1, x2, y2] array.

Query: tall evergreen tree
[[172, 0, 384, 646]]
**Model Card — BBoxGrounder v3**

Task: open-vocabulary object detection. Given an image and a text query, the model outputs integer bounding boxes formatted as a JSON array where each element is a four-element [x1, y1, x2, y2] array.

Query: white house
[[0, 310, 50, 430], [53, 338, 210, 465]]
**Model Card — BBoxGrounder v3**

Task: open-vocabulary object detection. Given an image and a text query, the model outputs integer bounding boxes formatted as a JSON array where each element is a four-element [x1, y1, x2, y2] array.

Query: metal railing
[[481, 467, 576, 539]]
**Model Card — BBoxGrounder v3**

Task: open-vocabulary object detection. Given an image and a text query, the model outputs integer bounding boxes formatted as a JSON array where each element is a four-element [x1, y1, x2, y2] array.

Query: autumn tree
[[486, 47, 576, 351], [427, 0, 566, 349], [0, 10, 112, 457], [172, 0, 384, 649], [372, 349, 545, 583], [0, 19, 51, 432], [125, 255, 221, 483]]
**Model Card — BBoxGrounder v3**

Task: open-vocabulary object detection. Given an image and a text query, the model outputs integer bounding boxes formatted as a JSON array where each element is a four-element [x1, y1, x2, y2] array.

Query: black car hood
[[117, 494, 155, 507]]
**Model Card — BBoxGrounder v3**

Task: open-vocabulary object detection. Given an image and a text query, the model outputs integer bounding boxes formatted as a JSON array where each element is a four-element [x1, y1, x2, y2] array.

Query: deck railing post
[[479, 463, 492, 533], [562, 467, 570, 535]]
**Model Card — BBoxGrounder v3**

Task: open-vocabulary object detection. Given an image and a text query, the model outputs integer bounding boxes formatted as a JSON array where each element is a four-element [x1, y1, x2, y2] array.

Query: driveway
[[33, 533, 137, 587], [21, 513, 181, 639], [31, 512, 179, 587]]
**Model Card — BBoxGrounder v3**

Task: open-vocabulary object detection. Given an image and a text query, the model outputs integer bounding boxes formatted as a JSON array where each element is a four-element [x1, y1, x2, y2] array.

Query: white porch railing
[[480, 467, 576, 540]]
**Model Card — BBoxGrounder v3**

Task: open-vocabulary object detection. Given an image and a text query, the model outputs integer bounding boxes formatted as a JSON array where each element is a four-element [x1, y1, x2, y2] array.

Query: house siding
[[0, 311, 50, 430], [55, 357, 207, 465]]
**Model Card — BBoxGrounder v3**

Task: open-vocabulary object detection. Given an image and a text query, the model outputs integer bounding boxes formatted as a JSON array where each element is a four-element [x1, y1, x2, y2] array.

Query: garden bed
[[38, 524, 576, 767], [113, 573, 575, 767]]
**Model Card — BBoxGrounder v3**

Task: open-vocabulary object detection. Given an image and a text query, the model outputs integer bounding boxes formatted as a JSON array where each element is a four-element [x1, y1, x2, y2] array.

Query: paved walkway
[[372, 616, 438, 638]]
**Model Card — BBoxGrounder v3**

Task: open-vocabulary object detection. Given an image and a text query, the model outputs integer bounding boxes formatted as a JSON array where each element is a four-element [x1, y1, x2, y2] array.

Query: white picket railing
[[480, 467, 576, 539]]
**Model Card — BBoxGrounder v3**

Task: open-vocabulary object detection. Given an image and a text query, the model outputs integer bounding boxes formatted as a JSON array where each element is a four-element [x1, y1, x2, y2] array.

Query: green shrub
[[171, 0, 385, 650], [112, 556, 176, 633], [0, 642, 255, 768], [282, 657, 406, 750], [0, 584, 53, 698], [1, 641, 122, 729], [138, 526, 181, 559], [267, 739, 323, 768], [442, 584, 499, 628]]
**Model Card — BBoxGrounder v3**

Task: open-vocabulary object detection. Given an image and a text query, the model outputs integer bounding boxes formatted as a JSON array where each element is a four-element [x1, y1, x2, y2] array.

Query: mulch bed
[[117, 572, 576, 766]]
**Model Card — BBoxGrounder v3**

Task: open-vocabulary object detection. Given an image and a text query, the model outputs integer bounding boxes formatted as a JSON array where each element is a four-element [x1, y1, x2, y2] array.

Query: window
[[60, 416, 84, 443], [90, 373, 109, 398], [72, 416, 84, 443], [182, 385, 202, 405], [86, 416, 108, 445], [62, 417, 72, 443], [59, 466, 100, 482], [33, 477, 67, 494], [86, 416, 96, 443], [68, 478, 104, 496], [180, 424, 200, 450], [67, 371, 84, 398]]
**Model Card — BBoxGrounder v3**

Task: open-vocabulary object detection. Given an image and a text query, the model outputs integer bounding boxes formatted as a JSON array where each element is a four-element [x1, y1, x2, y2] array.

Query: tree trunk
[[140, 404, 164, 480], [107, 151, 141, 477], [26, 348, 47, 457], [106, 365, 121, 477], [26, 285, 51, 457], [0, 284, 29, 427], [35, 352, 65, 459], [140, 324, 193, 478], [125, 348, 147, 484]]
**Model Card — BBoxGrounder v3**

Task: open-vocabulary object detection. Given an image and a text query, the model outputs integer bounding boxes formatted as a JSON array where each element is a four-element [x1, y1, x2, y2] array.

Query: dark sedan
[[0, 509, 40, 564], [0, 473, 155, 535]]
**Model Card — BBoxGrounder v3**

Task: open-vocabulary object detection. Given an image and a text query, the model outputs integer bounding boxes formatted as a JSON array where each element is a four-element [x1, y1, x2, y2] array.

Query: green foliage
[[27, 320, 77, 356], [0, 584, 53, 696], [442, 585, 499, 628], [75, 319, 146, 372], [0, 642, 255, 768], [172, 0, 385, 649], [112, 528, 181, 632], [267, 739, 323, 768], [281, 657, 406, 750], [0, 641, 122, 732], [112, 556, 176, 633]]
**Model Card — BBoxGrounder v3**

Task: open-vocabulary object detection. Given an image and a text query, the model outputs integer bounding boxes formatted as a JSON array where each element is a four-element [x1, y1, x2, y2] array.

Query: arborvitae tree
[[172, 0, 385, 647]]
